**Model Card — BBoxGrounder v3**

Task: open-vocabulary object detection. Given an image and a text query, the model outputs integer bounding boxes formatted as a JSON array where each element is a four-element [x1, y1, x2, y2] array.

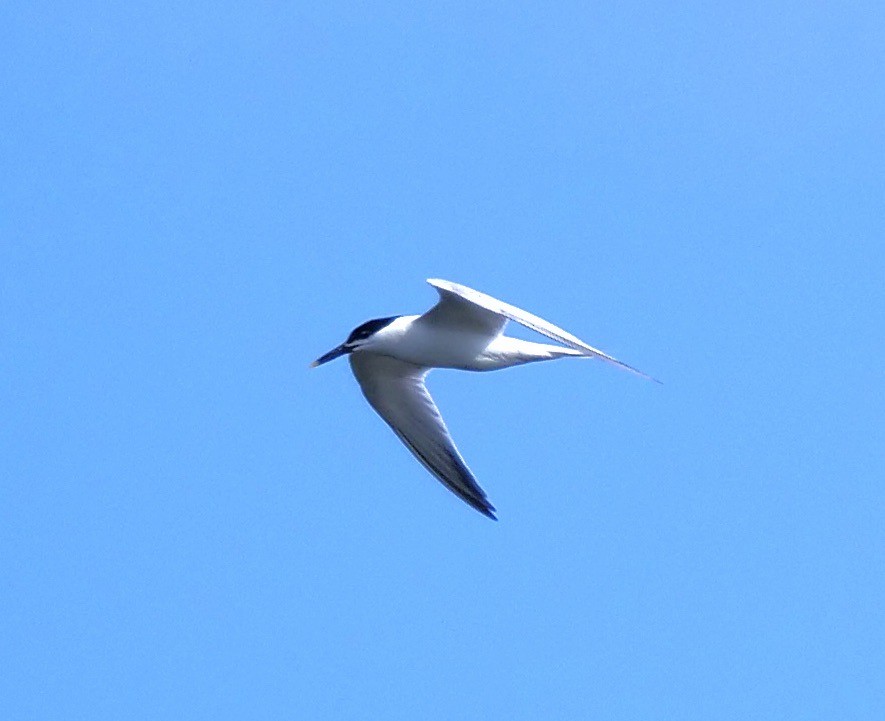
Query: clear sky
[[3, 2, 884, 720]]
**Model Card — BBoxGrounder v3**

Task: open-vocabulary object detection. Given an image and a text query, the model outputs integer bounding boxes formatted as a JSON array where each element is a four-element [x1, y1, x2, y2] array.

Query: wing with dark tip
[[349, 352, 497, 520], [425, 278, 659, 382]]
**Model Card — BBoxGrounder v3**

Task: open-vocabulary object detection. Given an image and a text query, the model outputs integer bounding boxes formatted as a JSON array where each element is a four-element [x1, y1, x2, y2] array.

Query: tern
[[311, 279, 656, 520]]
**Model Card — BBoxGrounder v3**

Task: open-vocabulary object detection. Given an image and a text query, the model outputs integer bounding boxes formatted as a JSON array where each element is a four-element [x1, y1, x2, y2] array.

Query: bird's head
[[310, 316, 402, 367]]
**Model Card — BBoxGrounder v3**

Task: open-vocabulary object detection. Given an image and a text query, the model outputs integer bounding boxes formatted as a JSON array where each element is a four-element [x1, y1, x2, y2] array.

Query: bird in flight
[[311, 279, 656, 520]]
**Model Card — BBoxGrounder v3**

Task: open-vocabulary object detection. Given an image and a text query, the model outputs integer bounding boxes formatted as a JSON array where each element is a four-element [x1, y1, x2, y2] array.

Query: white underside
[[360, 315, 586, 371]]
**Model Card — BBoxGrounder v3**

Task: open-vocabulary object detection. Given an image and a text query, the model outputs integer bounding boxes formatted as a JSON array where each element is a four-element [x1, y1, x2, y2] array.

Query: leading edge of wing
[[426, 278, 660, 383]]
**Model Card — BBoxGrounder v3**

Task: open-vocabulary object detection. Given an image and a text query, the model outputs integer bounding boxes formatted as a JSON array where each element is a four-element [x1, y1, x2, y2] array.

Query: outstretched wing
[[426, 278, 658, 382], [349, 352, 497, 520]]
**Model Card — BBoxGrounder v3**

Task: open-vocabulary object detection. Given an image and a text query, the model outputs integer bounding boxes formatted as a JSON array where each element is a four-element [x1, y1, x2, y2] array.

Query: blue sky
[[2, 2, 884, 719]]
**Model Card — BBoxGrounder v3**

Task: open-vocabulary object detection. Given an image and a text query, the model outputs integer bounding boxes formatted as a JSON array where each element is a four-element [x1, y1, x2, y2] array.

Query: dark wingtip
[[458, 490, 497, 520], [472, 500, 498, 521]]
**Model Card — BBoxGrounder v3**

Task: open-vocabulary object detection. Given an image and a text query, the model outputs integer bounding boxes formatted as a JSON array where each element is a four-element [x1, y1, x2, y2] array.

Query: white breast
[[367, 315, 498, 370]]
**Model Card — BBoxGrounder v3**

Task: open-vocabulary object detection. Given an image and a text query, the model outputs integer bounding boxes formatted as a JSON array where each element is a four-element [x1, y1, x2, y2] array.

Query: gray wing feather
[[349, 353, 497, 519], [426, 278, 658, 382]]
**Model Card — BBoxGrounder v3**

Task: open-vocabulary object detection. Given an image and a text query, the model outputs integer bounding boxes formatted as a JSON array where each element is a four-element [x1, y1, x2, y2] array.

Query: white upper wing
[[425, 278, 658, 382], [349, 352, 496, 519], [420, 281, 509, 338]]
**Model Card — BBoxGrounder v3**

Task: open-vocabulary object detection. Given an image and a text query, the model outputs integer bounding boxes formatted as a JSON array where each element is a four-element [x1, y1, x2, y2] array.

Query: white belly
[[396, 324, 496, 369], [369, 316, 496, 369]]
